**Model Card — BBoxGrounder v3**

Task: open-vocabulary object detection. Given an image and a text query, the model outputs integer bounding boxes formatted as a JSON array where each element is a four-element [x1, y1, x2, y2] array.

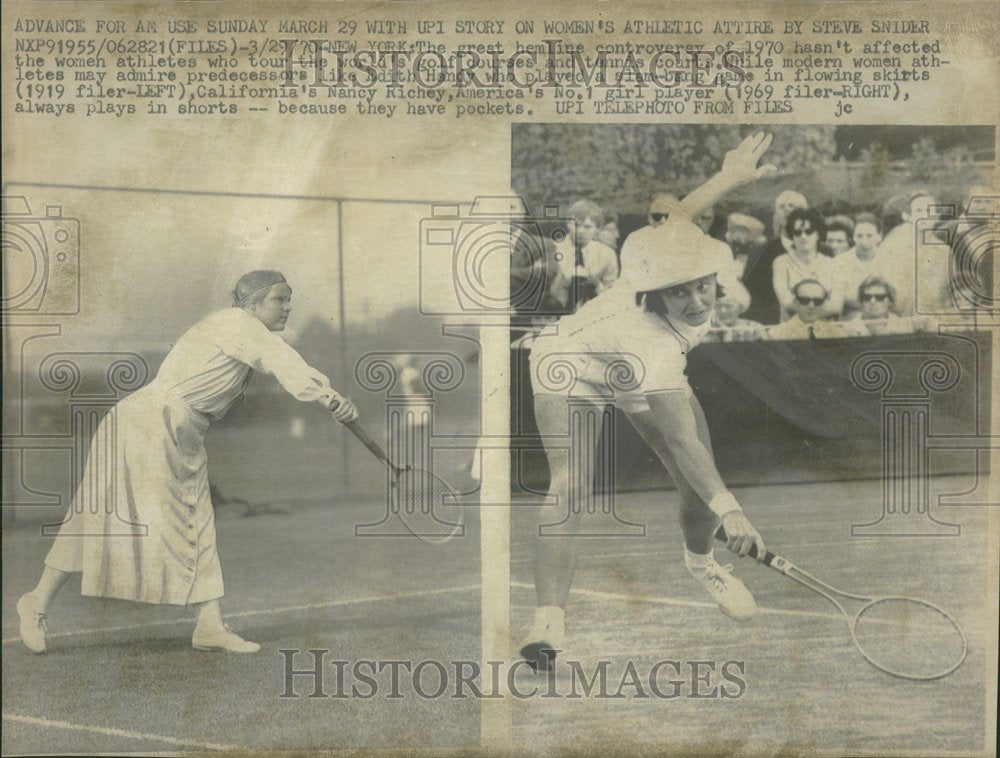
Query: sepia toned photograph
[[3, 0, 998, 755], [508, 123, 995, 752]]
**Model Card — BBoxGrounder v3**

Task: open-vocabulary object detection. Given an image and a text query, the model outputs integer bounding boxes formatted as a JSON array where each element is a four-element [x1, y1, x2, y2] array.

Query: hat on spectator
[[622, 217, 733, 292], [726, 213, 766, 238]]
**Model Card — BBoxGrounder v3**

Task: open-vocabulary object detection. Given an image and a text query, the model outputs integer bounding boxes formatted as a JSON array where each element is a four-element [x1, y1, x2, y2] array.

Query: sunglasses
[[791, 227, 816, 237], [795, 295, 827, 306], [861, 292, 890, 302], [649, 213, 668, 222]]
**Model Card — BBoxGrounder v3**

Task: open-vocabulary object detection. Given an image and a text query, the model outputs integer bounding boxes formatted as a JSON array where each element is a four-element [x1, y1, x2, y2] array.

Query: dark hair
[[636, 280, 726, 314], [791, 278, 828, 299], [785, 207, 827, 241], [825, 215, 854, 243], [233, 270, 287, 307], [858, 275, 896, 304]]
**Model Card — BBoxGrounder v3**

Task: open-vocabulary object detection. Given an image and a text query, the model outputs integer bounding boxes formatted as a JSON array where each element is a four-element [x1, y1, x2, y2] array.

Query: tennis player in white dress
[[18, 270, 358, 654]]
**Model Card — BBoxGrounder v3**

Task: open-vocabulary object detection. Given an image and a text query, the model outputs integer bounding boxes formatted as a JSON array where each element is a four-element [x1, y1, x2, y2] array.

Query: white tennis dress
[[529, 285, 711, 414], [44, 308, 339, 605]]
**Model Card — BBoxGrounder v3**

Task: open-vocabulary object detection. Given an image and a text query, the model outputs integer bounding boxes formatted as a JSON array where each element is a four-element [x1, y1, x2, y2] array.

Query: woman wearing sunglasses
[[520, 133, 775, 671], [846, 276, 917, 336], [772, 208, 844, 322]]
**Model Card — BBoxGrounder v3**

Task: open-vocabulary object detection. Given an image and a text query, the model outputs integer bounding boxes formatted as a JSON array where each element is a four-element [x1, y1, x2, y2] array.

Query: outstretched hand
[[720, 132, 777, 186], [329, 395, 359, 424]]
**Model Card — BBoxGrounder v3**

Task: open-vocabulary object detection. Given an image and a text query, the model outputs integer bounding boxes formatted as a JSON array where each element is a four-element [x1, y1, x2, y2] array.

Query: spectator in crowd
[[693, 204, 716, 235], [841, 276, 918, 336], [878, 191, 940, 315], [823, 215, 855, 257], [595, 206, 621, 251], [707, 288, 765, 342], [725, 212, 767, 284], [743, 190, 808, 325], [835, 213, 891, 319], [772, 208, 843, 321], [550, 199, 619, 313], [935, 183, 998, 311], [646, 192, 681, 229], [772, 190, 808, 239], [766, 279, 846, 340], [881, 193, 910, 236]]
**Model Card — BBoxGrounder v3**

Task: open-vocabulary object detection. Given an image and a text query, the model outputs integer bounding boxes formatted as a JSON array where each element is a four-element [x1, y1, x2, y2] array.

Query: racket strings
[[852, 597, 967, 680], [395, 468, 462, 539]]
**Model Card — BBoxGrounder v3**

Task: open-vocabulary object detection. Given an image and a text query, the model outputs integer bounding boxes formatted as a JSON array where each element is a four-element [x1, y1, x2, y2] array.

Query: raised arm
[[678, 132, 777, 219]]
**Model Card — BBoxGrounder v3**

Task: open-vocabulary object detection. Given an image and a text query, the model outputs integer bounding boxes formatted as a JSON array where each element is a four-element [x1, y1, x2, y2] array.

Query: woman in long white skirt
[[17, 270, 358, 654]]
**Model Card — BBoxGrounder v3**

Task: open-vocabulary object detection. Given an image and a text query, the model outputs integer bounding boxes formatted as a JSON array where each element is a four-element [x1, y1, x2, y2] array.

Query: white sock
[[533, 605, 565, 629], [684, 547, 715, 572]]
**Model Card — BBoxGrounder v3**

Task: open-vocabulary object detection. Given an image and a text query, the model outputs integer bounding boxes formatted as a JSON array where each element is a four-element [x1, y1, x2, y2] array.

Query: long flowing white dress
[[44, 308, 338, 605]]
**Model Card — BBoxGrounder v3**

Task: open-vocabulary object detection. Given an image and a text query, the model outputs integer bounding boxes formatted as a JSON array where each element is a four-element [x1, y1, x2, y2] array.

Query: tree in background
[[511, 124, 837, 217]]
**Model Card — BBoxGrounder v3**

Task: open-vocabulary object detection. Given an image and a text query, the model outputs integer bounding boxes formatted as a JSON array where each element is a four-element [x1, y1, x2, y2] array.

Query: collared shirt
[[532, 286, 710, 399]]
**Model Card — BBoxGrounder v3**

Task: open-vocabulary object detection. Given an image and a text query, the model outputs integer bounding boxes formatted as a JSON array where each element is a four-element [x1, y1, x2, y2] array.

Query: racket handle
[[342, 419, 401, 475], [715, 527, 777, 567]]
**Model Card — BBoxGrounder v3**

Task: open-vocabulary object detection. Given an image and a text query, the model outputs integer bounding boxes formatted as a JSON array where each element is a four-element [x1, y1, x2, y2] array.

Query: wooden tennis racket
[[341, 417, 464, 545], [716, 528, 968, 680]]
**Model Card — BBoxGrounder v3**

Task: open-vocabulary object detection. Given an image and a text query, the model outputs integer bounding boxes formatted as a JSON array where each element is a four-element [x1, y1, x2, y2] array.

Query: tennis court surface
[[510, 475, 994, 755], [3, 499, 482, 754], [3, 474, 994, 755]]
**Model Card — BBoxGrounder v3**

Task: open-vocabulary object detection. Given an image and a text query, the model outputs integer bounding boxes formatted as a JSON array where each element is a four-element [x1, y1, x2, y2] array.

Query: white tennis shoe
[[17, 593, 48, 654], [192, 623, 261, 653], [688, 561, 758, 620]]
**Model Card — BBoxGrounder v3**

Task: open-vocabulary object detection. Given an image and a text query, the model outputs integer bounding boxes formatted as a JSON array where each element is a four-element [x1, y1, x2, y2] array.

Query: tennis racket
[[340, 416, 464, 545], [716, 528, 968, 680]]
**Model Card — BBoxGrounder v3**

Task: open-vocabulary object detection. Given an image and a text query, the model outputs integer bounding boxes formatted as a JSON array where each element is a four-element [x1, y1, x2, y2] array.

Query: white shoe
[[17, 594, 48, 654], [688, 561, 757, 620], [519, 616, 565, 672], [192, 623, 261, 653]]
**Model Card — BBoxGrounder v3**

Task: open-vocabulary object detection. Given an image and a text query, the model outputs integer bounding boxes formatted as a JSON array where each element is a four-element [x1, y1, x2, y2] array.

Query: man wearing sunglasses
[[766, 278, 846, 340]]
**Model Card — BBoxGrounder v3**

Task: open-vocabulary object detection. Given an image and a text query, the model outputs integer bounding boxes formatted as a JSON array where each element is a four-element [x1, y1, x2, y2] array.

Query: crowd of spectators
[[511, 183, 996, 344]]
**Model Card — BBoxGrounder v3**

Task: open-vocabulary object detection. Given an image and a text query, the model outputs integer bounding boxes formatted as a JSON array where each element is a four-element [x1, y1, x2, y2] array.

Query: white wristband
[[708, 492, 742, 519]]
